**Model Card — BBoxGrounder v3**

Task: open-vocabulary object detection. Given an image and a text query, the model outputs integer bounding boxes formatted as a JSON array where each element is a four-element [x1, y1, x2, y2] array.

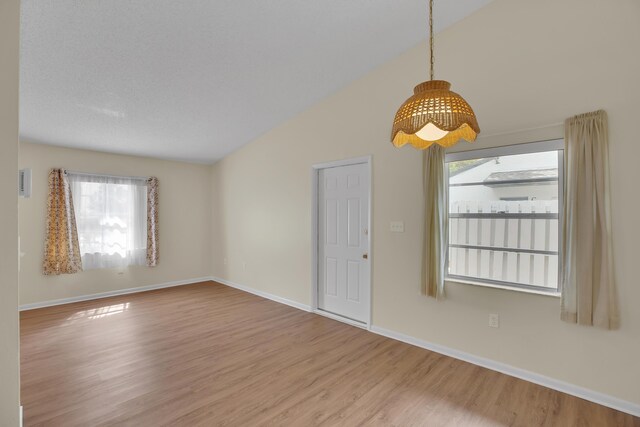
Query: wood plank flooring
[[20, 281, 639, 426]]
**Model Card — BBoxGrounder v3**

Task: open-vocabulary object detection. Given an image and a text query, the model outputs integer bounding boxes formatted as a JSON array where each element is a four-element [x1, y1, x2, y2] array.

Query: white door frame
[[311, 155, 372, 329]]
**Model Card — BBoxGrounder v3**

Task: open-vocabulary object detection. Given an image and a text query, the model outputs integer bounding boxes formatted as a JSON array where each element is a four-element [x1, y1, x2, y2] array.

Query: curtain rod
[[476, 122, 564, 140], [66, 170, 150, 181]]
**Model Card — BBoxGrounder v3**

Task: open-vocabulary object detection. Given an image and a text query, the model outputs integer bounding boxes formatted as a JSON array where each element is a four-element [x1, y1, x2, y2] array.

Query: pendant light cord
[[429, 0, 434, 80]]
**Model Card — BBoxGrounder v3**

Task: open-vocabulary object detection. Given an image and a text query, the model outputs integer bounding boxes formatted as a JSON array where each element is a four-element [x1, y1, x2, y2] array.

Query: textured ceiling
[[20, 0, 492, 163]]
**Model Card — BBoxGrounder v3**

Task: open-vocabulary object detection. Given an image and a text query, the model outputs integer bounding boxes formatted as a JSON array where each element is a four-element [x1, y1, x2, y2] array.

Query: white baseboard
[[370, 326, 640, 418], [313, 309, 367, 329], [19, 277, 212, 311], [210, 276, 311, 312], [210, 276, 640, 417]]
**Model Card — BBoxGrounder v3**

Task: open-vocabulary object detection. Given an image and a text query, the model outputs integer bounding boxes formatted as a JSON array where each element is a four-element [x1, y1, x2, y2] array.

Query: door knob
[[362, 253, 368, 259]]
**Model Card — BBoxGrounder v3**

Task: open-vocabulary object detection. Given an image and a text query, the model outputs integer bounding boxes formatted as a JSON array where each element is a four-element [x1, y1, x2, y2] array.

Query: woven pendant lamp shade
[[391, 80, 480, 149], [390, 0, 480, 150]]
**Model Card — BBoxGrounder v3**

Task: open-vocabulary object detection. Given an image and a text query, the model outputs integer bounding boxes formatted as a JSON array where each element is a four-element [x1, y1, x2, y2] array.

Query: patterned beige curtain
[[422, 145, 448, 299], [561, 110, 618, 329], [43, 169, 82, 275], [146, 177, 159, 267]]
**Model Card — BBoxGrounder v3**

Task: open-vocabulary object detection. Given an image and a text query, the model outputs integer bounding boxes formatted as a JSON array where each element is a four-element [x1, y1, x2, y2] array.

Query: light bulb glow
[[415, 122, 449, 141]]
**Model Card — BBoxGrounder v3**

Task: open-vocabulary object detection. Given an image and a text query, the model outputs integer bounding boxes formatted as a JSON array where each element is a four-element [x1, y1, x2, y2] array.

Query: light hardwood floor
[[21, 281, 638, 426]]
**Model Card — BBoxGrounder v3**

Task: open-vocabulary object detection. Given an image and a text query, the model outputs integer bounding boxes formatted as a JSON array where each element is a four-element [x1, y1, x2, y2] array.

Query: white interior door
[[318, 162, 370, 324]]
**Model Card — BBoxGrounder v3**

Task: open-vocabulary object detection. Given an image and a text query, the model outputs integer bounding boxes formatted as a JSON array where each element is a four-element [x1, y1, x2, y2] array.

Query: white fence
[[448, 199, 559, 289]]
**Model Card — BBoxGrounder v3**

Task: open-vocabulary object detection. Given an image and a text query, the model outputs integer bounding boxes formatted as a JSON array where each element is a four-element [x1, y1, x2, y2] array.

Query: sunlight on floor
[[65, 302, 130, 323]]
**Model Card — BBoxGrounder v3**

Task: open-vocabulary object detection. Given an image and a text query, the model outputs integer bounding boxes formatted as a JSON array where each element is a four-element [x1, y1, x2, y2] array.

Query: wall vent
[[19, 168, 31, 198]]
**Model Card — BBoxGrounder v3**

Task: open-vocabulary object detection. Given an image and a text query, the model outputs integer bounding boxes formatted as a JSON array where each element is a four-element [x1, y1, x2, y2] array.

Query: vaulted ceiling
[[20, 0, 492, 163]]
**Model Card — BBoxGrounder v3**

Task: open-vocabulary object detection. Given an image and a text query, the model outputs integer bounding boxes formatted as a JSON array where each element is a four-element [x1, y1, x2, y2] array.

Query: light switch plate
[[390, 221, 405, 233], [489, 313, 500, 328]]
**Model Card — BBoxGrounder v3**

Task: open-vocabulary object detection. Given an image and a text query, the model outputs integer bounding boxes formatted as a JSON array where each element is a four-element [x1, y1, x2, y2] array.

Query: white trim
[[310, 155, 373, 329], [445, 138, 564, 162], [211, 276, 311, 312], [66, 170, 149, 182], [311, 168, 319, 313], [19, 276, 212, 311], [446, 277, 561, 298], [370, 325, 640, 418], [313, 309, 367, 329], [311, 155, 371, 170], [444, 138, 565, 294]]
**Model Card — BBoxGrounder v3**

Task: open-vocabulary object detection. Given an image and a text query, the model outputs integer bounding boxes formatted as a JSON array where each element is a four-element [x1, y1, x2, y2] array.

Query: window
[[68, 173, 148, 270], [445, 139, 563, 293]]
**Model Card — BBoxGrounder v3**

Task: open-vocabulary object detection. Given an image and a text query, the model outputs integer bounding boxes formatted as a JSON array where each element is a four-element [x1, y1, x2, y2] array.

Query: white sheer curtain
[[68, 173, 147, 270]]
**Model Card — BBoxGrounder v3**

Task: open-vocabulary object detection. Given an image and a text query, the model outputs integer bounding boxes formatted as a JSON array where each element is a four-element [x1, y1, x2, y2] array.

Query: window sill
[[445, 277, 561, 298]]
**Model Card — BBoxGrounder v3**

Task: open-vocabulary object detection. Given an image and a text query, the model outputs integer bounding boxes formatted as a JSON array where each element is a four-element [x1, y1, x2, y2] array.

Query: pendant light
[[391, 0, 480, 149]]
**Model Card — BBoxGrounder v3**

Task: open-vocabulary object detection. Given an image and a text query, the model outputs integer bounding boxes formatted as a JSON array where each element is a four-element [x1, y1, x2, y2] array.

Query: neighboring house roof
[[448, 157, 496, 177], [483, 168, 558, 186]]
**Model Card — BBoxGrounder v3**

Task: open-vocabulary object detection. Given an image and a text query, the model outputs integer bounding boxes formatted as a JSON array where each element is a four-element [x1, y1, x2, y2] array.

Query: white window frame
[[444, 139, 564, 294], [68, 171, 149, 270]]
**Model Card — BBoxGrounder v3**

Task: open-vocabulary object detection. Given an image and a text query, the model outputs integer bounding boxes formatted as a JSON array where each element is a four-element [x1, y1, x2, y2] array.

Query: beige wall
[[210, 0, 640, 405], [19, 142, 212, 305], [0, 0, 21, 423]]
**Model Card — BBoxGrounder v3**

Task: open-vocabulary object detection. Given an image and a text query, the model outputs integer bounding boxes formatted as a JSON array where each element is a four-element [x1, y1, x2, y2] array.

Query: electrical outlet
[[390, 221, 405, 233], [488, 313, 500, 328], [223, 257, 228, 265]]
